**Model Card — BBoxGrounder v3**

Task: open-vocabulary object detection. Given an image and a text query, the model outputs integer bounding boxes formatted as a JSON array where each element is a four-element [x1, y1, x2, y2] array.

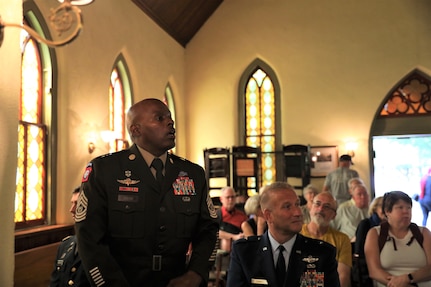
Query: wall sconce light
[[88, 142, 96, 154], [0, 0, 93, 48], [345, 141, 358, 158], [88, 130, 129, 154], [58, 0, 95, 5]]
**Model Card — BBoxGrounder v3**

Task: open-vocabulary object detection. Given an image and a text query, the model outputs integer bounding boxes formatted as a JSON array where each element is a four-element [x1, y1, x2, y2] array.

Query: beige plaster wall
[[33, 0, 186, 224], [185, 0, 431, 190]]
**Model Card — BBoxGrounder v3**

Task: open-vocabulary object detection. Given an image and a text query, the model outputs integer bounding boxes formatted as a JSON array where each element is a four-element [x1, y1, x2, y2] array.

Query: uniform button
[[71, 267, 76, 272], [158, 244, 164, 250], [160, 206, 166, 212], [125, 205, 130, 209], [68, 279, 74, 285], [159, 225, 166, 231]]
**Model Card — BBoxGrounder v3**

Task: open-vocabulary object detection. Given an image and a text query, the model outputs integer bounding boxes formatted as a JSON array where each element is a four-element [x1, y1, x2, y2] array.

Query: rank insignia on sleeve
[[75, 191, 88, 222], [207, 193, 217, 218], [89, 266, 105, 287]]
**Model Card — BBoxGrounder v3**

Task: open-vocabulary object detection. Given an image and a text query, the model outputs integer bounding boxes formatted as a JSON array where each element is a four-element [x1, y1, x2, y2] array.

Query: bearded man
[[300, 191, 352, 287]]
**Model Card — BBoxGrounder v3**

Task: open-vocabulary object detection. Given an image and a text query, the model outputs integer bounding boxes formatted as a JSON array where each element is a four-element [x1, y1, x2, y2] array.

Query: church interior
[[2, 0, 431, 285]]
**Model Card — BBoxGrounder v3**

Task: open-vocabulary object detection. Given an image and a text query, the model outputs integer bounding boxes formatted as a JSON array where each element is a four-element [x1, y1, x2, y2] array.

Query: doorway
[[372, 134, 431, 227]]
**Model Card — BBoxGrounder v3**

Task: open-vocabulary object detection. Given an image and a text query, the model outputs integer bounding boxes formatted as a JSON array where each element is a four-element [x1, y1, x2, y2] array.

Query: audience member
[[354, 196, 385, 256], [365, 191, 431, 287], [348, 177, 364, 192], [75, 98, 218, 287], [240, 194, 267, 237], [300, 191, 352, 287], [323, 154, 359, 205], [49, 187, 90, 287], [419, 167, 431, 226], [217, 186, 248, 252], [351, 196, 385, 287], [227, 182, 340, 287], [332, 184, 369, 241], [300, 184, 319, 224], [235, 194, 248, 213]]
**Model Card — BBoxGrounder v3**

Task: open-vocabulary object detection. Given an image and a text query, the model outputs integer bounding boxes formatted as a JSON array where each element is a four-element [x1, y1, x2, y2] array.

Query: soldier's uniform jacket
[[75, 144, 219, 287], [49, 235, 91, 287], [227, 232, 341, 287]]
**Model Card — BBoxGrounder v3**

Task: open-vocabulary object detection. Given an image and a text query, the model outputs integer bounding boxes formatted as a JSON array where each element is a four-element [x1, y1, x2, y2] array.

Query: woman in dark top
[[352, 196, 385, 287], [241, 194, 267, 237]]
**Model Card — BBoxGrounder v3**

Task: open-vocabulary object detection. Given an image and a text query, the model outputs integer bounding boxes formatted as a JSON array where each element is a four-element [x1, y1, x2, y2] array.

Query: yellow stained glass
[[15, 29, 46, 227], [109, 67, 125, 152], [245, 68, 276, 188]]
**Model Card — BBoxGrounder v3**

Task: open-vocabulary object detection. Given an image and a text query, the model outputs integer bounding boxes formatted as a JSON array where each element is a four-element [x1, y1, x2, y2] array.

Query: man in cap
[[323, 154, 359, 206]]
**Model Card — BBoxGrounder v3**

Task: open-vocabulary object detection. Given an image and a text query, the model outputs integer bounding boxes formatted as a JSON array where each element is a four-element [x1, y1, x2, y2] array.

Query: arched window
[[15, 3, 56, 228], [108, 54, 133, 151], [163, 83, 176, 154], [239, 59, 281, 190]]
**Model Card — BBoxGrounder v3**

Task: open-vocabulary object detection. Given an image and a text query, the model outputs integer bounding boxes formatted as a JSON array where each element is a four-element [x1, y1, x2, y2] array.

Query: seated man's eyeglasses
[[312, 201, 336, 212]]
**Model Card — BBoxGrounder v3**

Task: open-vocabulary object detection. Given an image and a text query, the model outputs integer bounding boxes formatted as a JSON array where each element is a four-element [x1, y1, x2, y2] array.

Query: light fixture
[[88, 142, 96, 154], [345, 141, 358, 158], [58, 0, 94, 5], [88, 130, 129, 154], [0, 0, 91, 48]]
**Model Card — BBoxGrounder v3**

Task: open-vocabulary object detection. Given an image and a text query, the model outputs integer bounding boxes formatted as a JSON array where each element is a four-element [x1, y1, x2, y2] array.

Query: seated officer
[[227, 182, 340, 287], [49, 187, 90, 287]]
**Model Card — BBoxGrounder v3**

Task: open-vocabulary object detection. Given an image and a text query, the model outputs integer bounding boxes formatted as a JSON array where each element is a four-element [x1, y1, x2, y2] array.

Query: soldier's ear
[[129, 124, 141, 137]]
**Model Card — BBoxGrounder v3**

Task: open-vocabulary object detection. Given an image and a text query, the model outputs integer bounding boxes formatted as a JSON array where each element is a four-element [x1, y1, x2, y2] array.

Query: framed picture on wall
[[310, 145, 338, 177]]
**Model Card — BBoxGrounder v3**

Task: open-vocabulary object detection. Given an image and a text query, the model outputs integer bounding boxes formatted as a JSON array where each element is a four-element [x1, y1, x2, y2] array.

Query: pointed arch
[[108, 53, 133, 151], [378, 69, 431, 117], [16, 0, 58, 228], [163, 83, 177, 154], [238, 59, 281, 189], [369, 68, 431, 198]]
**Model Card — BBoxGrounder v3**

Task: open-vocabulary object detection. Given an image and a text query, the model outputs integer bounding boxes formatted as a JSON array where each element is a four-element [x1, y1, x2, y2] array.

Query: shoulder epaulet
[[61, 235, 72, 242], [169, 153, 185, 161]]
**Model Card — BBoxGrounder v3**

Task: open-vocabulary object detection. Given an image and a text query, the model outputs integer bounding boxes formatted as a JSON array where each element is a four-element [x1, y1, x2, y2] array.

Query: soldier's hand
[[167, 270, 201, 287]]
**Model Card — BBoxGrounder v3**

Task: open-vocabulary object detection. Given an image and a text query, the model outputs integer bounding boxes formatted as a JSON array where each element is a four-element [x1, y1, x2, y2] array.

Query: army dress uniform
[[49, 235, 91, 287], [75, 144, 219, 287]]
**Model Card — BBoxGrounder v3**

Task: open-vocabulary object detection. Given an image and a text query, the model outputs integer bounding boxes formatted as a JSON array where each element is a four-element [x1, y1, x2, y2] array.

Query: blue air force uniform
[[75, 144, 219, 287], [227, 232, 340, 287]]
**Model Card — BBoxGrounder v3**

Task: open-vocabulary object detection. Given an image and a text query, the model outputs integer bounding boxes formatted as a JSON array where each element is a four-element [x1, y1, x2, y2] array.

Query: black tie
[[276, 245, 286, 287], [151, 158, 164, 186]]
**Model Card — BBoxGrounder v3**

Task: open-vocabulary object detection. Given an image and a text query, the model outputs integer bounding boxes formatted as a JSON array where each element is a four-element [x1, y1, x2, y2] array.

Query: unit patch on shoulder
[[82, 164, 93, 183], [75, 191, 88, 223], [207, 193, 217, 219]]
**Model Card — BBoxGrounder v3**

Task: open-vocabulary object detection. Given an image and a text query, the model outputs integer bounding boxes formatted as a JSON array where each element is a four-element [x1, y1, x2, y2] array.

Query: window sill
[[15, 224, 74, 252]]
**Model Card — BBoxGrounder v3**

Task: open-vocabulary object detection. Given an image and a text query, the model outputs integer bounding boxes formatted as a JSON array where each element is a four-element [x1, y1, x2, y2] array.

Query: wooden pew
[[14, 242, 60, 287]]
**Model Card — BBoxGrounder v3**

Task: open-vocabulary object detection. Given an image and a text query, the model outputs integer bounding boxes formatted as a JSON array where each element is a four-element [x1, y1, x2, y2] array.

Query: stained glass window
[[108, 56, 132, 151], [15, 24, 47, 227], [245, 68, 276, 189], [379, 70, 431, 117], [163, 84, 176, 154]]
